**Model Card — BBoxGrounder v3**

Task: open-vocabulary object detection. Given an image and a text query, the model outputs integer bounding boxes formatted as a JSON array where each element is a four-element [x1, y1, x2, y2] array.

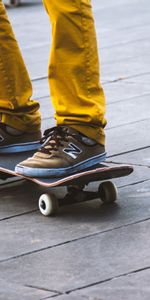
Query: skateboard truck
[[39, 180, 118, 216]]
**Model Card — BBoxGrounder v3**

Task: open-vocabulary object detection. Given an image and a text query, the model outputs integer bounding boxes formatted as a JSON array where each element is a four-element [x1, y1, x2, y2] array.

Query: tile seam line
[[118, 178, 150, 189], [37, 91, 150, 104], [106, 117, 150, 131], [11, 15, 150, 31], [18, 35, 150, 52], [0, 210, 37, 222], [107, 145, 150, 158], [94, 3, 150, 11], [27, 49, 150, 67], [37, 267, 150, 298], [108, 160, 150, 168], [30, 71, 150, 84], [65, 265, 150, 295], [103, 71, 150, 85], [100, 36, 150, 50], [0, 217, 150, 264], [41, 296, 62, 300], [106, 92, 150, 106], [25, 284, 62, 296]]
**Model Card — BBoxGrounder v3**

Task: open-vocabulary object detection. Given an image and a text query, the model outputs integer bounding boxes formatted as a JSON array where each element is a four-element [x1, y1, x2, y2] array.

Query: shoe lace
[[39, 126, 69, 155]]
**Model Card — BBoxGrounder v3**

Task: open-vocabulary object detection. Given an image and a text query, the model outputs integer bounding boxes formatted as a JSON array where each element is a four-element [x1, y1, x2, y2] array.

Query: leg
[[0, 0, 41, 132], [43, 0, 106, 145], [16, 0, 107, 176]]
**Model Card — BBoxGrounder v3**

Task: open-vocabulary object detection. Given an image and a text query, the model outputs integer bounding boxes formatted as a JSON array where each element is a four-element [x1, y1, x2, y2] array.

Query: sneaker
[[15, 126, 106, 177], [0, 123, 41, 153]]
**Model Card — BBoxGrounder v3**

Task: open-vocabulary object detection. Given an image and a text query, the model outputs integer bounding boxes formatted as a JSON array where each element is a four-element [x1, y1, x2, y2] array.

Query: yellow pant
[[0, 0, 106, 144]]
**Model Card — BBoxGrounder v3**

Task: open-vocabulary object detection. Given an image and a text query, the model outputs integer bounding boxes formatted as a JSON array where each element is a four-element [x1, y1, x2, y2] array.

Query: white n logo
[[63, 143, 82, 159], [0, 135, 4, 143]]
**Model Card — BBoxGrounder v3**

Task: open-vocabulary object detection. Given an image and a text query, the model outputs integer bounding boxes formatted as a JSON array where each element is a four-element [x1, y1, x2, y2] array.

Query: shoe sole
[[15, 152, 107, 178], [0, 141, 41, 154]]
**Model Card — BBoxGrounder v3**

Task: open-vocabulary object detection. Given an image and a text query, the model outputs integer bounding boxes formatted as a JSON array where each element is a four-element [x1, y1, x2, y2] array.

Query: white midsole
[[15, 152, 107, 178]]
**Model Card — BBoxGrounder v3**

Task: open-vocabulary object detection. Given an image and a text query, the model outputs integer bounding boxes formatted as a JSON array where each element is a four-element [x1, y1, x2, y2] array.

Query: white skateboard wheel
[[39, 193, 59, 216], [5, 0, 20, 7], [98, 181, 118, 203]]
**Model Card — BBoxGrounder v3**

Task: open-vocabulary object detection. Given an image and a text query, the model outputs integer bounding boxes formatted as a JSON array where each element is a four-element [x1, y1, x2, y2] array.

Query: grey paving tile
[[32, 79, 49, 99], [104, 81, 150, 104], [0, 181, 39, 220], [110, 147, 150, 167], [1, 218, 150, 292], [0, 179, 150, 261], [126, 73, 150, 85], [41, 117, 55, 132], [106, 119, 150, 156], [7, 3, 49, 45], [101, 55, 150, 81], [92, 0, 149, 11], [25, 60, 48, 81], [0, 280, 55, 300], [21, 44, 49, 63], [72, 268, 150, 300], [54, 295, 84, 300], [38, 97, 54, 120], [111, 165, 150, 187], [93, 0, 150, 30], [106, 94, 150, 129], [107, 147, 150, 186], [101, 39, 150, 65], [99, 23, 150, 49]]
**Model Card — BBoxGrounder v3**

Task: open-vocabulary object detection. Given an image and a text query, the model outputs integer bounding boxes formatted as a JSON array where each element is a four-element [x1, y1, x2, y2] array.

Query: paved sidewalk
[[0, 0, 150, 299]]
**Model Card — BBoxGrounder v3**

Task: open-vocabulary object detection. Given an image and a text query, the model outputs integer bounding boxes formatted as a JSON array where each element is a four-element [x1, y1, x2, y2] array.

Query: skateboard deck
[[0, 152, 133, 216], [0, 163, 133, 187]]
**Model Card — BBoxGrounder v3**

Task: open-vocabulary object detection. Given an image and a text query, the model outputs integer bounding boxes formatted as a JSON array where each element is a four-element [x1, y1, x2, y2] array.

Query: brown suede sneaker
[[15, 126, 106, 178], [0, 123, 41, 153]]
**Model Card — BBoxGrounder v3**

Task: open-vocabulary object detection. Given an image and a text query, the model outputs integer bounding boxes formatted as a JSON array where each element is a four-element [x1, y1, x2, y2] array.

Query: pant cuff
[[1, 113, 41, 132], [69, 124, 105, 145]]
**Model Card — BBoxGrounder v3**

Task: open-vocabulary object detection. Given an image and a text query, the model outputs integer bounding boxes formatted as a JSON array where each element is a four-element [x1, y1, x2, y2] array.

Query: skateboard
[[0, 152, 133, 216]]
